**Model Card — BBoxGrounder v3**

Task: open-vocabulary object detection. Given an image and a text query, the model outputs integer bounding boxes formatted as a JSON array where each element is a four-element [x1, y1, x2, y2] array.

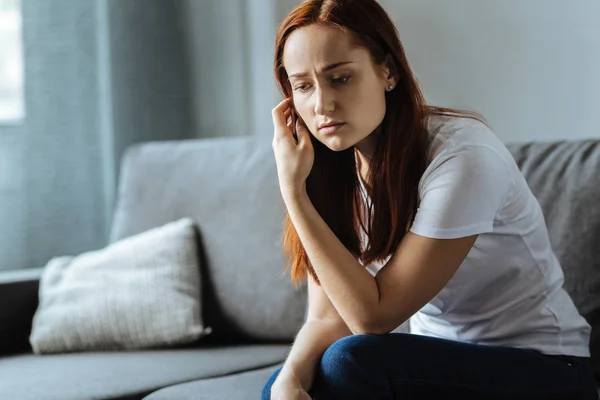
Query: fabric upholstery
[[0, 345, 289, 400], [109, 137, 307, 342], [3, 137, 597, 400], [29, 218, 210, 353], [507, 139, 600, 383], [144, 364, 282, 400]]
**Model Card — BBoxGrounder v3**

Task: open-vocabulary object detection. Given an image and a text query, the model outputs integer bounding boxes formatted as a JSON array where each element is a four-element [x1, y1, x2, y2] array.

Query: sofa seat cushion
[[0, 344, 289, 400], [144, 363, 282, 400], [143, 366, 600, 400]]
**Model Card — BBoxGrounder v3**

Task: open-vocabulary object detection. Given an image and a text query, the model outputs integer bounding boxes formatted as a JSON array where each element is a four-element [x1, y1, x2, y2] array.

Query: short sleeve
[[409, 144, 514, 239]]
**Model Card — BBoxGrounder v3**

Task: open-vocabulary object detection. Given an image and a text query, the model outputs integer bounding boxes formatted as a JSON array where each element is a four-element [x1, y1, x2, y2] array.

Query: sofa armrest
[[0, 268, 43, 355]]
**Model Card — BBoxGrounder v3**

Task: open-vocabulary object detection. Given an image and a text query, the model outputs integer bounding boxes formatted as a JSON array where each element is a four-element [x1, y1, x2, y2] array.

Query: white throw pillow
[[29, 218, 211, 354]]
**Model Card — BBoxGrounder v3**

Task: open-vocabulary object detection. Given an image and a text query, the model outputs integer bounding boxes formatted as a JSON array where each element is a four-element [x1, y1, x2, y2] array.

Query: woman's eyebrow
[[288, 61, 355, 79]]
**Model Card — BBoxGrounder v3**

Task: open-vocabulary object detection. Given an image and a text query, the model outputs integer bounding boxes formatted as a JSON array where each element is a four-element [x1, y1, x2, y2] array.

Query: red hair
[[274, 0, 482, 287]]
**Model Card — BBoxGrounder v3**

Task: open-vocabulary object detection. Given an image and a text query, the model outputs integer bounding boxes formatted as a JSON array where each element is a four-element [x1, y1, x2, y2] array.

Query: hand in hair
[[272, 98, 314, 203]]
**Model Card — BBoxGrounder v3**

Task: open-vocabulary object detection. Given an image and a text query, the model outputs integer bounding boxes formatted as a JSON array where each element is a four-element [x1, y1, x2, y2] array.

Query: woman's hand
[[271, 374, 312, 400], [271, 98, 314, 204]]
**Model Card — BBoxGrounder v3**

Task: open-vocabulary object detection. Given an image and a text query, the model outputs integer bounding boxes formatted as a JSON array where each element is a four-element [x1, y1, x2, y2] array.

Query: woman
[[263, 0, 597, 399]]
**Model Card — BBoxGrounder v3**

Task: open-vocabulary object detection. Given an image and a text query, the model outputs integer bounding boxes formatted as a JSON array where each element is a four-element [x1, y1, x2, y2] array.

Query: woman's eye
[[294, 84, 311, 92], [293, 76, 350, 92], [332, 76, 351, 84]]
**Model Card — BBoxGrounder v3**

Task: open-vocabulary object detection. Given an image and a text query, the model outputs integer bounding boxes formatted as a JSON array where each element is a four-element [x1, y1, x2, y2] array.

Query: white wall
[[279, 0, 600, 143], [380, 0, 600, 143]]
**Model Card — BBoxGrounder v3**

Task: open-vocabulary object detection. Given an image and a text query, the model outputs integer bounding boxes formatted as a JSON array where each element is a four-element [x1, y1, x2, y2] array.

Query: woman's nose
[[314, 86, 336, 116]]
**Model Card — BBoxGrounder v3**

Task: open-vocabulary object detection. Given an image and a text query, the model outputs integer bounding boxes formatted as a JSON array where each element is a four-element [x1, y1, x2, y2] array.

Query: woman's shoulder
[[425, 112, 507, 164]]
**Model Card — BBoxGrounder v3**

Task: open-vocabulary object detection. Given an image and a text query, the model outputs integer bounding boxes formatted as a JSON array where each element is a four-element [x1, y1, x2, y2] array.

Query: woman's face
[[282, 23, 396, 154]]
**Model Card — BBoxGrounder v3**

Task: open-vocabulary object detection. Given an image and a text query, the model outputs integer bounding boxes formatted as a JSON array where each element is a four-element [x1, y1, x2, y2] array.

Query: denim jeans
[[261, 333, 598, 400]]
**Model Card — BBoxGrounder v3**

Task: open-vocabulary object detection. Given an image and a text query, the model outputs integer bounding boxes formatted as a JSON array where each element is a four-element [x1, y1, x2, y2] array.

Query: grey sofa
[[1, 135, 598, 399]]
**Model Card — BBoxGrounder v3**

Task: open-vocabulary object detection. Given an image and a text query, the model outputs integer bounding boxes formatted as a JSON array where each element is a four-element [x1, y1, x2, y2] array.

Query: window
[[0, 0, 24, 123]]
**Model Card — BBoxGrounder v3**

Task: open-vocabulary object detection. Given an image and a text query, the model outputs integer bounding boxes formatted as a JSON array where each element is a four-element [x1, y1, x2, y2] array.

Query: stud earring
[[387, 84, 395, 91]]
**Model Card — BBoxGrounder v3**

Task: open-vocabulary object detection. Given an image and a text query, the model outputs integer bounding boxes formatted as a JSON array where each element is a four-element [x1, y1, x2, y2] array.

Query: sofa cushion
[[144, 363, 282, 400], [143, 365, 599, 400], [0, 345, 289, 400], [506, 139, 600, 383], [30, 218, 210, 354], [109, 137, 307, 342]]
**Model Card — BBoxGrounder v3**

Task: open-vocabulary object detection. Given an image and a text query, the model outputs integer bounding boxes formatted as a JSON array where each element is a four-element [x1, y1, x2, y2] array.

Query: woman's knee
[[322, 334, 389, 363], [314, 334, 391, 398], [319, 336, 364, 382], [261, 367, 282, 400]]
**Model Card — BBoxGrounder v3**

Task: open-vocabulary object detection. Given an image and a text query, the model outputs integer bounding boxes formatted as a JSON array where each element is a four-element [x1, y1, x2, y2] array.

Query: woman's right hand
[[271, 374, 312, 400]]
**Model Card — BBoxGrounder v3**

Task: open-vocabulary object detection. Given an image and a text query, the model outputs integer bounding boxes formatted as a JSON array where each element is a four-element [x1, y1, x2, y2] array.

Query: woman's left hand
[[271, 98, 314, 203]]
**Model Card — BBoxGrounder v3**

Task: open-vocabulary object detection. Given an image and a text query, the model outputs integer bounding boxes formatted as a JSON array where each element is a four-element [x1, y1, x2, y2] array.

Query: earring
[[387, 84, 395, 91]]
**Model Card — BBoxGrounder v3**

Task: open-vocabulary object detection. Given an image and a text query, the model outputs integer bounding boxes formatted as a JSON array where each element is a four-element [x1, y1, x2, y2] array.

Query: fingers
[[295, 117, 310, 147], [272, 98, 311, 148], [272, 99, 292, 139]]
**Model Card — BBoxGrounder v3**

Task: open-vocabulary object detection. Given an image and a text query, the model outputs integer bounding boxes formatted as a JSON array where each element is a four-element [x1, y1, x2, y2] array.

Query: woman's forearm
[[285, 191, 381, 333], [277, 319, 352, 391]]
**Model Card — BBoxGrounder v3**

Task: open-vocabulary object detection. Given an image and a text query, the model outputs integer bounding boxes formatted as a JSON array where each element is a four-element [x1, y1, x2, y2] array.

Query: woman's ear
[[382, 54, 398, 87]]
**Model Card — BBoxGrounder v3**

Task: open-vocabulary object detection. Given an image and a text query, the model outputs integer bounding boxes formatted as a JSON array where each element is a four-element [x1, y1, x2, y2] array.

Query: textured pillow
[[29, 218, 211, 354]]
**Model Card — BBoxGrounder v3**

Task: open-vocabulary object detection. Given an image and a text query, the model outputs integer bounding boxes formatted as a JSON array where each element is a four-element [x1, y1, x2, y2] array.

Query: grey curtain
[[0, 0, 294, 271], [0, 0, 193, 271]]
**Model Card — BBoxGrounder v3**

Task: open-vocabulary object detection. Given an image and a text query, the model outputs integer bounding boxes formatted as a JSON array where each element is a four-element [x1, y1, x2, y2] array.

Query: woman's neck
[[354, 127, 381, 192], [354, 128, 379, 160], [354, 149, 371, 191]]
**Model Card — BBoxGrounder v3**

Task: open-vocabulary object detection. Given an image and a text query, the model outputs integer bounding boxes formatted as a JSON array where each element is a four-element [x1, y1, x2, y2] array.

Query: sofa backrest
[[109, 137, 307, 343], [110, 135, 600, 371], [507, 139, 600, 381]]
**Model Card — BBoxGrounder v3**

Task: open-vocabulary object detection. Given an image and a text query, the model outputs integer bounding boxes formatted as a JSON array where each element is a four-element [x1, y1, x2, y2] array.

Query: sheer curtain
[[0, 0, 193, 271]]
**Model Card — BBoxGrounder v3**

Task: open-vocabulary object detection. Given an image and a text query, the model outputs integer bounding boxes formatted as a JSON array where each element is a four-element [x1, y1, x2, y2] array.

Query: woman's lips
[[319, 123, 346, 135]]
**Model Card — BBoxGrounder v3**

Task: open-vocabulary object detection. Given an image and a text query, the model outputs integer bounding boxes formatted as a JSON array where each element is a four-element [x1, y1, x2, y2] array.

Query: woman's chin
[[320, 136, 354, 152]]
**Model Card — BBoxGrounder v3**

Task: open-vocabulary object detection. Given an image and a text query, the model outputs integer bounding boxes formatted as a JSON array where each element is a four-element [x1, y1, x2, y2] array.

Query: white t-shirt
[[358, 113, 591, 357]]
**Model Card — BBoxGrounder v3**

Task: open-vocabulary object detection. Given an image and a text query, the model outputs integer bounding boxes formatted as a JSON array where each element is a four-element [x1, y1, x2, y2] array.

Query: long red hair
[[274, 0, 482, 287]]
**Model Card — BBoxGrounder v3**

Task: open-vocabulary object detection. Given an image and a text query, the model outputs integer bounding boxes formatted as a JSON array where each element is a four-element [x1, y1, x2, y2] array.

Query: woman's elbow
[[350, 320, 393, 335]]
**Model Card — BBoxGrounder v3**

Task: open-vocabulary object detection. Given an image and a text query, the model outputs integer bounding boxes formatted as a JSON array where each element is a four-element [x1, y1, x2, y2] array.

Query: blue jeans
[[261, 333, 598, 399]]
